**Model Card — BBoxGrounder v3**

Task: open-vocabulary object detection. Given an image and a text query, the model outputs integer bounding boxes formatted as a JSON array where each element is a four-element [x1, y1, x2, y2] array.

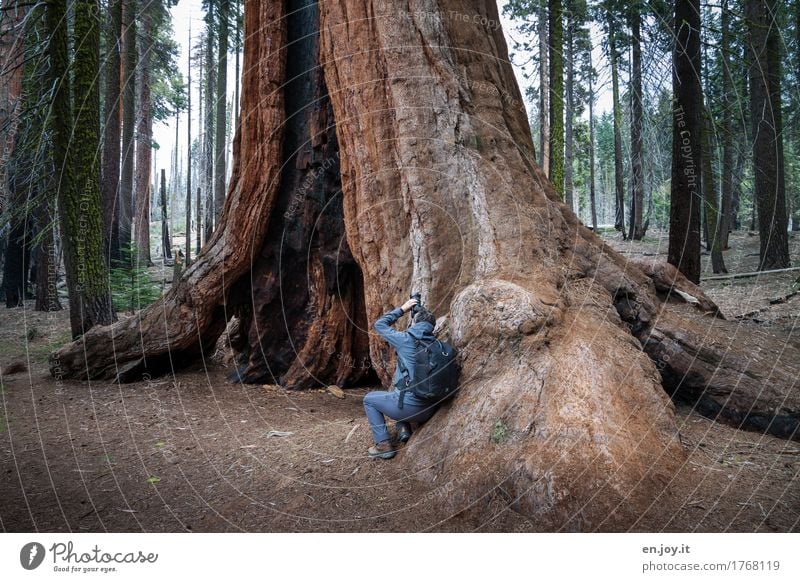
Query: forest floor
[[0, 230, 798, 532]]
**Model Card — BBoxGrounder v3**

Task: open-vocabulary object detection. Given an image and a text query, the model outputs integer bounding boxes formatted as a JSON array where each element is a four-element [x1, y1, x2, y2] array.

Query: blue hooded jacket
[[373, 307, 436, 405]]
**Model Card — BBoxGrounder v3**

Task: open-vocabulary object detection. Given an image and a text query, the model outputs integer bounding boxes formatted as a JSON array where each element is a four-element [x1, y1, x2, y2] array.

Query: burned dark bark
[[51, 0, 371, 391], [229, 0, 372, 388]]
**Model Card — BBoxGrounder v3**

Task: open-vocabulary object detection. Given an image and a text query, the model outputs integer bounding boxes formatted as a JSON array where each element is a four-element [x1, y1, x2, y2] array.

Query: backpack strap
[[396, 339, 418, 410]]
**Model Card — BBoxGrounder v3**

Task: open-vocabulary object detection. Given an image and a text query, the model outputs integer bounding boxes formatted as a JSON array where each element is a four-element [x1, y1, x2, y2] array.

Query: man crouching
[[364, 296, 438, 459]]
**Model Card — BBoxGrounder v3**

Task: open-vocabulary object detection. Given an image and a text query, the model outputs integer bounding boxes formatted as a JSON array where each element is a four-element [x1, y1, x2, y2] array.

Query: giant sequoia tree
[[52, 0, 800, 529]]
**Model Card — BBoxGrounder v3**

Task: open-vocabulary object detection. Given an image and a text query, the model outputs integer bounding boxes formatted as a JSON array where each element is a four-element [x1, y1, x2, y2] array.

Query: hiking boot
[[368, 440, 396, 460], [397, 424, 412, 444]]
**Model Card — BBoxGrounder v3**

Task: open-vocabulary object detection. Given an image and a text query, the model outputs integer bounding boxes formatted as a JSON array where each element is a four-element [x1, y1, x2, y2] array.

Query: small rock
[[327, 385, 346, 399], [1, 361, 26, 375]]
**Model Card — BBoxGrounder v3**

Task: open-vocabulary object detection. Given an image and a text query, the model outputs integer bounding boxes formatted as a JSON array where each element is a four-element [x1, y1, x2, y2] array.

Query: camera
[[410, 292, 422, 315]]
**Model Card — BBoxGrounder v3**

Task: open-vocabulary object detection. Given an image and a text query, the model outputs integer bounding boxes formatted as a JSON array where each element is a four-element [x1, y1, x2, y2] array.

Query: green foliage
[[491, 419, 511, 444], [149, 0, 188, 121], [109, 244, 162, 313]]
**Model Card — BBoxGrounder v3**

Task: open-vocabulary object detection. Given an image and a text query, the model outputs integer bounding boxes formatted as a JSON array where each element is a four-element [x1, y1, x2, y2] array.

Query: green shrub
[[491, 419, 511, 444], [109, 243, 162, 313]]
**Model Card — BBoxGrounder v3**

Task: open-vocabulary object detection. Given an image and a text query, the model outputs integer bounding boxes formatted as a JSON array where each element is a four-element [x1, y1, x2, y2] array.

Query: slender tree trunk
[[49, 0, 115, 337], [186, 23, 193, 264], [195, 186, 201, 254], [134, 0, 153, 267], [588, 50, 597, 231], [160, 169, 170, 260], [203, 8, 216, 242], [793, 0, 800, 231], [669, 0, 702, 283], [548, 0, 564, 196], [731, 142, 744, 230], [214, 0, 229, 225], [746, 0, 790, 269], [52, 0, 800, 530], [1, 0, 31, 308], [608, 13, 625, 235], [2, 199, 31, 307], [628, 5, 645, 240], [234, 0, 241, 128], [564, 10, 574, 212], [196, 37, 204, 253], [703, 106, 727, 273], [538, 0, 550, 175], [169, 110, 177, 259], [7, 2, 60, 313], [0, 0, 27, 227], [119, 0, 136, 262], [101, 0, 122, 263], [34, 202, 62, 312], [719, 0, 733, 249]]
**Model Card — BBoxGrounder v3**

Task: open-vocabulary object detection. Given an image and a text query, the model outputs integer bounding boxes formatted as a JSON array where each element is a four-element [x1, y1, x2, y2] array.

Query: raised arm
[[373, 298, 419, 350], [373, 307, 408, 350]]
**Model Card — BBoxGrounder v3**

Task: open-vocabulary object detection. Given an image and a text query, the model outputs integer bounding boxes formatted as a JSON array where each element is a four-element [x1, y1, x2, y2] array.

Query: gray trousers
[[363, 390, 437, 444]]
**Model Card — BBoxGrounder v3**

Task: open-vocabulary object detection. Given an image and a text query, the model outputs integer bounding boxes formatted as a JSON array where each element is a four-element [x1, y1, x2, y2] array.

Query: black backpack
[[396, 338, 459, 409]]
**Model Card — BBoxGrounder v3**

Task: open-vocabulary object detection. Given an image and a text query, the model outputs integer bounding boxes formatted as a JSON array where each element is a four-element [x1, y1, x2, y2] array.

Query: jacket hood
[[408, 322, 435, 341]]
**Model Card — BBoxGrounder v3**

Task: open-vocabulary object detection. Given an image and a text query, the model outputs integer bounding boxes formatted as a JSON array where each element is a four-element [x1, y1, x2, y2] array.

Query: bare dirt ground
[[0, 230, 798, 532]]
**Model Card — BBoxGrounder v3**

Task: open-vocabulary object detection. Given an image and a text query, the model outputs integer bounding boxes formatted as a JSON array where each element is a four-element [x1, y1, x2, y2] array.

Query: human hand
[[400, 298, 419, 313]]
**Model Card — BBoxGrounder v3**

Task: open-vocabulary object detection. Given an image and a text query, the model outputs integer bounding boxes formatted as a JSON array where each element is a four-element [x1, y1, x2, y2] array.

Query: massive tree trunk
[[52, 0, 800, 529]]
